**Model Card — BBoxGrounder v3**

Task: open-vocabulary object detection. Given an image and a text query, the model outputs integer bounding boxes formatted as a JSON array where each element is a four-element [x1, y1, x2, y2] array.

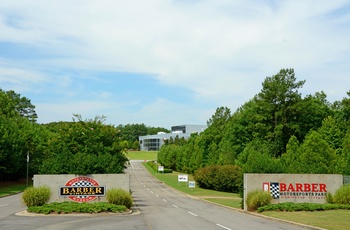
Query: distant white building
[[139, 124, 207, 151]]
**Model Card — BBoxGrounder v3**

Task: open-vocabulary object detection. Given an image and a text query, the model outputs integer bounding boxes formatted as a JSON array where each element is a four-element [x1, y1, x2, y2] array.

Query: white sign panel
[[158, 166, 164, 172], [178, 174, 188, 182], [189, 181, 195, 188]]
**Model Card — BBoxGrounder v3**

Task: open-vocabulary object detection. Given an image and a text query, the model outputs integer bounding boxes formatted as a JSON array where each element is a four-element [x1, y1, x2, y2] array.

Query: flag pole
[[26, 151, 29, 187]]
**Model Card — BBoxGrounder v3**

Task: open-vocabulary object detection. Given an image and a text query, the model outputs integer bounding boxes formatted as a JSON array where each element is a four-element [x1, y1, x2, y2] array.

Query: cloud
[[0, 0, 349, 127]]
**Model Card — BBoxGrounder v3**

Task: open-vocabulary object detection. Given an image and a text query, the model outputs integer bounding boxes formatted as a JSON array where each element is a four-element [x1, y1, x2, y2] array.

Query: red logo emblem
[[60, 176, 105, 202]]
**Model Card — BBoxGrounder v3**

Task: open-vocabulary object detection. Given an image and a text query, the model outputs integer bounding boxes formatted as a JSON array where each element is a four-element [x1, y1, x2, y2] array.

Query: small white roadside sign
[[158, 166, 164, 173]]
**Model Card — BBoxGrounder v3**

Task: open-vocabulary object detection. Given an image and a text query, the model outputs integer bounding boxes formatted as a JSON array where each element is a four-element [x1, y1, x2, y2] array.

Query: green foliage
[[333, 185, 350, 205], [298, 131, 337, 174], [237, 139, 283, 173], [0, 89, 37, 122], [27, 201, 127, 214], [326, 192, 334, 204], [194, 165, 242, 193], [39, 115, 128, 174], [257, 202, 350, 213], [22, 186, 51, 207], [106, 188, 133, 209], [246, 190, 272, 211]]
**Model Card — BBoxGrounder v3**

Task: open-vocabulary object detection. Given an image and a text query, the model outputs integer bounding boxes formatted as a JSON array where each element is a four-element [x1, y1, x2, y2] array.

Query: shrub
[[246, 190, 272, 211], [22, 186, 51, 207], [326, 192, 334, 204], [106, 188, 133, 209], [333, 185, 350, 205], [194, 165, 243, 193], [27, 202, 127, 214]]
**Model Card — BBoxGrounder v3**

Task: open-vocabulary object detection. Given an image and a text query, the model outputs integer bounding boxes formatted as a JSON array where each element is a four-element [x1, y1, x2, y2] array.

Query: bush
[[106, 188, 133, 209], [194, 165, 243, 193], [326, 192, 334, 204], [246, 190, 272, 211], [22, 186, 51, 207], [333, 185, 350, 205]]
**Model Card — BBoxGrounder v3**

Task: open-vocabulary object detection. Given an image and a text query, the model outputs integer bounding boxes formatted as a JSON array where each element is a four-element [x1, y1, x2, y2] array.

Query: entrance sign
[[244, 173, 343, 211], [59, 176, 106, 202]]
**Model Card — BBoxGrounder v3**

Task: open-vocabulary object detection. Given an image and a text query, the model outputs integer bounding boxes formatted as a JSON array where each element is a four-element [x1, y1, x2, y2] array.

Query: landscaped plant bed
[[27, 202, 129, 215]]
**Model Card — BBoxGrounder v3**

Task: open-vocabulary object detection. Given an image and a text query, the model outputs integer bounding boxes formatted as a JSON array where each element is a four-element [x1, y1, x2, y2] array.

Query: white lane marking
[[162, 199, 167, 202], [188, 211, 198, 217], [156, 195, 159, 197], [150, 191, 154, 193], [216, 224, 232, 230], [147, 188, 150, 190], [172, 204, 179, 208], [0, 204, 8, 207]]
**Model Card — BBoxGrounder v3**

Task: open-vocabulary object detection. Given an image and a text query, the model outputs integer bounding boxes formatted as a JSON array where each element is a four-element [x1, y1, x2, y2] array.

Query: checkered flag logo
[[72, 180, 93, 198], [270, 182, 280, 199]]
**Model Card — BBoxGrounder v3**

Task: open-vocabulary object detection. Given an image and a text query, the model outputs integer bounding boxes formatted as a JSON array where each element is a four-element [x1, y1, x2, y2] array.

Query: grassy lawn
[[127, 151, 158, 161], [262, 210, 350, 230], [0, 180, 31, 197]]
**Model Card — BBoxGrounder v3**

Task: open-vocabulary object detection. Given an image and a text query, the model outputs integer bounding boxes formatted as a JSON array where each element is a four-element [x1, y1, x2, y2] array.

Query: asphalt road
[[0, 160, 317, 230]]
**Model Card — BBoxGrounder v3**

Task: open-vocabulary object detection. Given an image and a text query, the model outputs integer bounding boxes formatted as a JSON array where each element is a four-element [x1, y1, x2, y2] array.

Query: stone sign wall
[[33, 174, 129, 203], [243, 173, 343, 211]]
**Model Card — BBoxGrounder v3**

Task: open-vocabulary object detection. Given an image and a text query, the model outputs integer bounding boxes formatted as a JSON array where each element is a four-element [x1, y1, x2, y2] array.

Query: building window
[[143, 138, 160, 151]]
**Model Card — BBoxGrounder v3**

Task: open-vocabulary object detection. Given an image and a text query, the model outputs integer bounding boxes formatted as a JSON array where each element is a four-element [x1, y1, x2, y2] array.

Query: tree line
[[158, 69, 350, 176], [0, 89, 168, 181]]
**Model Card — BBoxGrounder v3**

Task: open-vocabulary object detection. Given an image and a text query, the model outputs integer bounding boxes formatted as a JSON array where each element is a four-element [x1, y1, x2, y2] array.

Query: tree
[[254, 68, 305, 156], [297, 92, 332, 140], [280, 135, 302, 173], [40, 115, 128, 174], [298, 131, 337, 174], [0, 89, 37, 122], [236, 139, 283, 173], [218, 100, 257, 165], [200, 107, 231, 166]]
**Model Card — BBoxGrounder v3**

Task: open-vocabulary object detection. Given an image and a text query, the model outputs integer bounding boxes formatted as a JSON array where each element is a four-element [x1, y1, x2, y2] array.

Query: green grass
[[127, 151, 158, 161], [0, 181, 31, 197], [262, 210, 350, 230]]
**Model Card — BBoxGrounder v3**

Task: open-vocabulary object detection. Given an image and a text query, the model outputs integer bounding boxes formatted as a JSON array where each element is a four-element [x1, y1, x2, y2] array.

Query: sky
[[0, 0, 350, 129]]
